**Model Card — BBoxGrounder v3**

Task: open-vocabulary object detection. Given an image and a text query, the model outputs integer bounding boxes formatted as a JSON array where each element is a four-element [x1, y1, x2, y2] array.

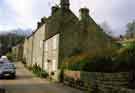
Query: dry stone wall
[[63, 70, 135, 92]]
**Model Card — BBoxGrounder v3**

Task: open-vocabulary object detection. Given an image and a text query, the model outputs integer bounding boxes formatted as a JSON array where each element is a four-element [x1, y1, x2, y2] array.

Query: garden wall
[[63, 70, 135, 92]]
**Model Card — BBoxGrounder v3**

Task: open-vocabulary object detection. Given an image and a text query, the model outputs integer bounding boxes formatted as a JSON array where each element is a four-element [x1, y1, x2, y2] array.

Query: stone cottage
[[23, 0, 113, 80], [24, 35, 34, 66]]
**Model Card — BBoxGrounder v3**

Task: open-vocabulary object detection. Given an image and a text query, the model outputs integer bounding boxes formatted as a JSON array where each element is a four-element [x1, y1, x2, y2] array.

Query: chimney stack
[[60, 0, 70, 9], [41, 17, 47, 23], [79, 8, 89, 20], [37, 22, 42, 28], [51, 6, 59, 15]]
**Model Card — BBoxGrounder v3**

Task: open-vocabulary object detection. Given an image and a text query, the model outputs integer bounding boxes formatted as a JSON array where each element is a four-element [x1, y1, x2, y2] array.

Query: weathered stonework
[[22, 0, 114, 81], [63, 70, 135, 92], [32, 24, 46, 68], [12, 43, 23, 61]]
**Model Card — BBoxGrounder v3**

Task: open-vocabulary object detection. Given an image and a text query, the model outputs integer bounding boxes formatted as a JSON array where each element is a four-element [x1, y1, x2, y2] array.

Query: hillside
[[0, 28, 32, 36], [0, 28, 32, 55]]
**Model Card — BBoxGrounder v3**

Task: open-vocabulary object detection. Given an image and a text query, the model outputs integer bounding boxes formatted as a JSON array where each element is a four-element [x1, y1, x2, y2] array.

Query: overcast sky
[[0, 0, 135, 36]]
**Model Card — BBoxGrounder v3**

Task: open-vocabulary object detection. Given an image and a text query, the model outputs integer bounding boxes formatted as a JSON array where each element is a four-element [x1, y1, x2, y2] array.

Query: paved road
[[0, 62, 83, 93]]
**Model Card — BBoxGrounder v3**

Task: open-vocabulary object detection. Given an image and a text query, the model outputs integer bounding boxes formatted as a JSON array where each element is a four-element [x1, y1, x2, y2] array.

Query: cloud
[[5, 0, 32, 16], [71, 0, 135, 36], [3, 0, 58, 29], [0, 0, 18, 30], [4, 0, 35, 28], [0, 0, 135, 36]]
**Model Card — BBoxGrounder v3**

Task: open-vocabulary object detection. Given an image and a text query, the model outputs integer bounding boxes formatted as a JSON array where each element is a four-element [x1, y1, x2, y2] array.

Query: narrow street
[[0, 62, 83, 93]]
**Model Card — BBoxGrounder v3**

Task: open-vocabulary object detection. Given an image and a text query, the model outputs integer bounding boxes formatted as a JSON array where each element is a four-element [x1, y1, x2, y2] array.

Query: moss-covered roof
[[45, 8, 79, 40], [78, 11, 115, 52]]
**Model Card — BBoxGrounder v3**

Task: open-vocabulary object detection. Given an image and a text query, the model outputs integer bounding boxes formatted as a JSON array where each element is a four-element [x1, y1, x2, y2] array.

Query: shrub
[[115, 45, 135, 71], [6, 52, 14, 62], [123, 41, 135, 49], [62, 42, 135, 72], [40, 70, 48, 78], [69, 58, 89, 71], [69, 48, 82, 57], [62, 55, 114, 72], [83, 56, 113, 72], [32, 63, 48, 78]]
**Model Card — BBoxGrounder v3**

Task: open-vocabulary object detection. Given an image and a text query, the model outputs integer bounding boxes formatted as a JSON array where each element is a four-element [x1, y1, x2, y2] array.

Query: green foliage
[[32, 63, 48, 78], [115, 43, 135, 71], [124, 41, 135, 49], [83, 56, 113, 72], [125, 20, 135, 38], [69, 48, 82, 57], [62, 42, 135, 72], [68, 58, 89, 71], [0, 34, 25, 55], [40, 70, 49, 78], [6, 52, 14, 62], [112, 43, 122, 49], [62, 55, 114, 72], [59, 69, 64, 82]]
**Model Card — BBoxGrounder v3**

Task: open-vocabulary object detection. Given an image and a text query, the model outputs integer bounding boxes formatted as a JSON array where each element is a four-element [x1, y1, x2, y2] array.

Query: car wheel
[[11, 74, 16, 79]]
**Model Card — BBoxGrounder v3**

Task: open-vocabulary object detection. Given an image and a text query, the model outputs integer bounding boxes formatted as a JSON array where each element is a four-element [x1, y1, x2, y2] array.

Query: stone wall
[[63, 70, 135, 92], [23, 38, 29, 63], [12, 43, 23, 61], [32, 24, 46, 68], [43, 34, 59, 81], [23, 35, 34, 67], [26, 36, 34, 66]]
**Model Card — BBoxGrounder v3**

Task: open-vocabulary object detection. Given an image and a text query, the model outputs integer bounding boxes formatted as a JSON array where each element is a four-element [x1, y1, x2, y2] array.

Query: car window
[[2, 63, 15, 69], [0, 64, 3, 68]]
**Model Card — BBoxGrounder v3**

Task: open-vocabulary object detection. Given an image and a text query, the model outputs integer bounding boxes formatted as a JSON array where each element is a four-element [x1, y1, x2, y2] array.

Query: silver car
[[0, 62, 16, 79]]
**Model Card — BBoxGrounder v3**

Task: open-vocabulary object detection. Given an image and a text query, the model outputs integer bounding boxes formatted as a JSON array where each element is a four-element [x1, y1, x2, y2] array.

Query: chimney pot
[[37, 22, 42, 28], [41, 17, 47, 23], [79, 8, 89, 20], [51, 6, 59, 15], [60, 0, 70, 9]]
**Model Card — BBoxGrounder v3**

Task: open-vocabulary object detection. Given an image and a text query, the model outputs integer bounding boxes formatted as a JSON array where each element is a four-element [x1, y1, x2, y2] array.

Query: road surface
[[0, 62, 83, 93]]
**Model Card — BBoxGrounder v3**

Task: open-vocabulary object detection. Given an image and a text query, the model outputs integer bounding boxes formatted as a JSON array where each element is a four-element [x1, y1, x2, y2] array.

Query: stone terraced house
[[12, 42, 24, 61], [22, 0, 114, 80]]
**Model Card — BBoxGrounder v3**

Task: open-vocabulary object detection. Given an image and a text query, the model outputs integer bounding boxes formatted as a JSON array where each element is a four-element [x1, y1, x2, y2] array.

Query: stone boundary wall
[[63, 70, 135, 92]]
